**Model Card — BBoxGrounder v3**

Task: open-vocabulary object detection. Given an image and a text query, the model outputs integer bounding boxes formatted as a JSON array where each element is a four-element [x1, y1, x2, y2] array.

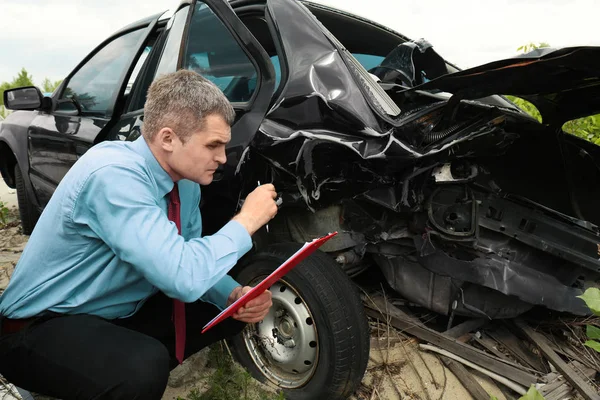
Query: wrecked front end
[[240, 0, 600, 318]]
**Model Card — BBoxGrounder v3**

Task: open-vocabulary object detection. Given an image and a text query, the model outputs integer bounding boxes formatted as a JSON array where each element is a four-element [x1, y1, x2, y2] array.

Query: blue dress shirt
[[0, 137, 251, 319]]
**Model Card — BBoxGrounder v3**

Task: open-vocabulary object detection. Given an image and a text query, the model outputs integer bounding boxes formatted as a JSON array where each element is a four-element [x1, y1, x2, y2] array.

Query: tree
[[0, 68, 35, 107], [0, 82, 11, 107], [41, 78, 63, 94], [508, 43, 600, 146], [516, 42, 550, 54], [0, 68, 63, 110], [11, 67, 34, 88], [506, 96, 542, 122]]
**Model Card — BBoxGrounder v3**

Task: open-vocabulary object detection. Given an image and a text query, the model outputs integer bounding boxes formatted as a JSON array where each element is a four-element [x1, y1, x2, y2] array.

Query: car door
[[26, 16, 160, 207], [108, 0, 275, 234]]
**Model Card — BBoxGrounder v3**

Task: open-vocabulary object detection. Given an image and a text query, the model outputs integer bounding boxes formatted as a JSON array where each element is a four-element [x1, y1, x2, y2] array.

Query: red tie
[[168, 183, 186, 364]]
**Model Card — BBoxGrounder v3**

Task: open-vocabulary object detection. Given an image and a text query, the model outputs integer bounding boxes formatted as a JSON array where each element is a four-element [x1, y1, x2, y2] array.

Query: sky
[[1, 0, 598, 87]]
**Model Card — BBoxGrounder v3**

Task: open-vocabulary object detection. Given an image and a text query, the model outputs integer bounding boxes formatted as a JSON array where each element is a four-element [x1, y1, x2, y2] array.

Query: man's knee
[[112, 339, 170, 399]]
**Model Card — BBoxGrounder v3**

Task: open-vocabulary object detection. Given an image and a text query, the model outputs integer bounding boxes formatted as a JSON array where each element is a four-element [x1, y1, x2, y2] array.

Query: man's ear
[[155, 127, 177, 152]]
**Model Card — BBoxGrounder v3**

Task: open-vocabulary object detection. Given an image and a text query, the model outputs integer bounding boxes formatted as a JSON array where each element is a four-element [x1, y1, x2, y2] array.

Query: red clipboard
[[202, 231, 338, 333]]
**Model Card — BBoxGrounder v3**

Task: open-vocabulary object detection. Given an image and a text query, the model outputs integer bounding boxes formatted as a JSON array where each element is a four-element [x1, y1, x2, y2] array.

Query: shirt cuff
[[199, 220, 251, 309], [200, 275, 241, 310], [219, 220, 253, 256]]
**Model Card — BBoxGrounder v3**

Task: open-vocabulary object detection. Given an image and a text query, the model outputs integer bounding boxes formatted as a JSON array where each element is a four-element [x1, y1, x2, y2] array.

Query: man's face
[[168, 114, 231, 185]]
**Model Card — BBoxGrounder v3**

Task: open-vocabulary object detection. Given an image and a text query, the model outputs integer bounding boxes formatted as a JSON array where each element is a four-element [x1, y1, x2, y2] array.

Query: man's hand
[[232, 184, 278, 235], [227, 286, 273, 323]]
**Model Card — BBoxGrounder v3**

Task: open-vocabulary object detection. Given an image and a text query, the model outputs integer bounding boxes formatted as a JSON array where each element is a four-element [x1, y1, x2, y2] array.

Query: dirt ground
[[0, 209, 507, 400]]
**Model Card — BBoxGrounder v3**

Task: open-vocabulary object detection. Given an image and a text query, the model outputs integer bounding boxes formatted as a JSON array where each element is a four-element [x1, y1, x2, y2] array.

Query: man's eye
[[207, 144, 218, 149]]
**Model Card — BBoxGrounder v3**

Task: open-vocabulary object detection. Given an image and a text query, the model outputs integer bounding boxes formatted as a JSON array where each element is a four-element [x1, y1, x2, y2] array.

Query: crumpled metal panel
[[414, 234, 590, 315], [243, 0, 521, 212], [266, 0, 382, 132], [252, 116, 513, 211], [373, 253, 534, 318], [372, 38, 447, 87]]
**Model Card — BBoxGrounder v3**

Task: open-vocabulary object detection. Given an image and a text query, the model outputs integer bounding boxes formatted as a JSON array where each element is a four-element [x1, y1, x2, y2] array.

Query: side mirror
[[3, 86, 43, 110]]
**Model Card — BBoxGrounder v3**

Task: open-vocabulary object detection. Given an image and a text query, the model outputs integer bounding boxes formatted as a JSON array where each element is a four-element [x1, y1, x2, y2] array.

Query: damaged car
[[2, 0, 600, 398]]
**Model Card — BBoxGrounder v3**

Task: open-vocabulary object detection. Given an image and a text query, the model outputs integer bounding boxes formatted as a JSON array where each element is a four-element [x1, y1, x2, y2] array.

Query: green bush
[[507, 43, 600, 146], [0, 199, 9, 226], [577, 288, 600, 353]]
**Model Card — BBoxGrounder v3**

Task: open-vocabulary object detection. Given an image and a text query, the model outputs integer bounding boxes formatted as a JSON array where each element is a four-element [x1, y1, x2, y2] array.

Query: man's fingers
[[241, 300, 272, 315], [238, 288, 271, 307], [231, 286, 273, 323], [244, 290, 272, 308], [240, 286, 253, 296], [236, 295, 272, 315]]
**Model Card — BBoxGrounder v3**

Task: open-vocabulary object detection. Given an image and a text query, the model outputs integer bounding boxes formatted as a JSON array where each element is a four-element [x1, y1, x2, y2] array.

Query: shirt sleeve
[[185, 184, 203, 239], [71, 164, 252, 303], [186, 185, 242, 309]]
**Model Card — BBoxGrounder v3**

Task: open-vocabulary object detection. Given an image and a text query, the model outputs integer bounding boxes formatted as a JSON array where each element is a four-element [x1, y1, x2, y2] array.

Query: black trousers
[[0, 293, 245, 400]]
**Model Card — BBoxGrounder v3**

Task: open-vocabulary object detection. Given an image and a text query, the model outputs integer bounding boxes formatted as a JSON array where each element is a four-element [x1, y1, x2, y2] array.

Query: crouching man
[[0, 70, 277, 399]]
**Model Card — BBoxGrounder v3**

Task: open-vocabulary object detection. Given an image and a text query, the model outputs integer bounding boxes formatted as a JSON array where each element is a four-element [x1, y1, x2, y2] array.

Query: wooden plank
[[473, 335, 513, 362], [539, 375, 565, 395], [366, 296, 535, 371], [514, 319, 600, 400], [499, 384, 520, 400], [440, 355, 490, 400], [569, 360, 597, 380], [545, 385, 572, 400], [548, 341, 600, 373], [488, 326, 547, 373], [364, 301, 537, 387], [540, 361, 598, 400], [444, 318, 487, 339], [539, 373, 571, 400]]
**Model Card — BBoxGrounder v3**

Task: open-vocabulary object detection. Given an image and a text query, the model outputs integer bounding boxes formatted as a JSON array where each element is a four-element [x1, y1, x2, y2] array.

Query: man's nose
[[215, 148, 227, 164]]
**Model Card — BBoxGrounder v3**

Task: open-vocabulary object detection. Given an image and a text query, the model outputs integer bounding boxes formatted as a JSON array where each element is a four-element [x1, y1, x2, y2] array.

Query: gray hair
[[142, 70, 235, 142]]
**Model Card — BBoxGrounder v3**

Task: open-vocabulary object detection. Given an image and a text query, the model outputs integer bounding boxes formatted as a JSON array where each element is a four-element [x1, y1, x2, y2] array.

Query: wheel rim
[[242, 279, 318, 388]]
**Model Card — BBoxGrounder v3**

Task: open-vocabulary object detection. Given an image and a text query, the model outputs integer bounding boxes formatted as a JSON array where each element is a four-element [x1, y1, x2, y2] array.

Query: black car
[[2, 0, 600, 398]]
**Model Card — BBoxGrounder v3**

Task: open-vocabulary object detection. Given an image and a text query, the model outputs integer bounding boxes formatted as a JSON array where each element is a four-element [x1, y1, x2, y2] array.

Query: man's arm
[[186, 184, 242, 309], [72, 165, 252, 303]]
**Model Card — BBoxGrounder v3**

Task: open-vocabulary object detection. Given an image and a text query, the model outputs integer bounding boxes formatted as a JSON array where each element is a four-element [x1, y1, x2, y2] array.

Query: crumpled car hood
[[412, 46, 600, 125]]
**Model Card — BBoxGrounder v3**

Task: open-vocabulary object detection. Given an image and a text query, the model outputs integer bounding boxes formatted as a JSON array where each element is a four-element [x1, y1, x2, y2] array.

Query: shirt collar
[[131, 136, 174, 198]]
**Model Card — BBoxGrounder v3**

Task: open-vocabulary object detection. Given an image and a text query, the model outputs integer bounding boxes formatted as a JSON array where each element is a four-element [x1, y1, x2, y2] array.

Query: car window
[[227, 56, 280, 100], [58, 29, 145, 116], [154, 6, 189, 79], [183, 2, 258, 103], [257, 54, 378, 96], [124, 45, 152, 96], [353, 54, 385, 71]]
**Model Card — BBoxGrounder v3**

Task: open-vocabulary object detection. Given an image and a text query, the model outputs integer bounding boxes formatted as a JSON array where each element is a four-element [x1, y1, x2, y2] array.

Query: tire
[[229, 243, 370, 400], [14, 164, 39, 235]]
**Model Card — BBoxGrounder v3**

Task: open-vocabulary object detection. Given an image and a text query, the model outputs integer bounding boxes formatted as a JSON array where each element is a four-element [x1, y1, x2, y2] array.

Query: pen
[[258, 180, 270, 233]]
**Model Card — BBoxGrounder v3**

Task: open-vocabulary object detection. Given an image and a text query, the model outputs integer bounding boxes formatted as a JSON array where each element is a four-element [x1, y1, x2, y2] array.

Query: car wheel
[[229, 243, 370, 400], [14, 164, 39, 235]]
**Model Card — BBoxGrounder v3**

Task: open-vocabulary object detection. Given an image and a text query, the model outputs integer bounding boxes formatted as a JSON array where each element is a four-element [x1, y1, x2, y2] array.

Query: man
[[0, 70, 277, 399]]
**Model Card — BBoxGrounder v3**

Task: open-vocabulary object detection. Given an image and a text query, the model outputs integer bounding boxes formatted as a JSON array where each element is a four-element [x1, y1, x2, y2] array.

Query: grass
[[178, 344, 285, 400], [0, 198, 10, 227], [0, 201, 20, 230]]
